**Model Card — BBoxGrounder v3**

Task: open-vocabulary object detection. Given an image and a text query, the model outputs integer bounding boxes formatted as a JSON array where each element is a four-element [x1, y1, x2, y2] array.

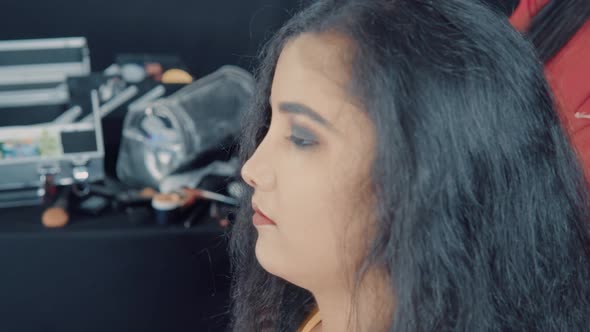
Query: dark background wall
[[0, 0, 518, 77], [0, 0, 302, 77]]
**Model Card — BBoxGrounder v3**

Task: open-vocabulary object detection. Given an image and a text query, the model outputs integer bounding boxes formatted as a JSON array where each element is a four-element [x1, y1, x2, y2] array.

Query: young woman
[[230, 0, 590, 331]]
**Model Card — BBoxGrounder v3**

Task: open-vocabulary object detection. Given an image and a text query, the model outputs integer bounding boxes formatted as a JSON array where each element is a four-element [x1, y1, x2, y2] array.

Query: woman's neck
[[310, 273, 394, 332], [312, 289, 352, 332]]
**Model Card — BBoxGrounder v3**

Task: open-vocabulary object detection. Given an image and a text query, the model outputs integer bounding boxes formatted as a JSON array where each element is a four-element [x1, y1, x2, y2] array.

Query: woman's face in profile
[[241, 32, 376, 291]]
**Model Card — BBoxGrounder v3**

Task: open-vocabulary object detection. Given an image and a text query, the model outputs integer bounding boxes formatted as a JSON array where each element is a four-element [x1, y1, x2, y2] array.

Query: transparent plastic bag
[[117, 65, 254, 188]]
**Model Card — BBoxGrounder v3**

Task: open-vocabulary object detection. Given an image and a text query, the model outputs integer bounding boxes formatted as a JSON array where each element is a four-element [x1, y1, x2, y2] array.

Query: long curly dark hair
[[229, 0, 590, 331]]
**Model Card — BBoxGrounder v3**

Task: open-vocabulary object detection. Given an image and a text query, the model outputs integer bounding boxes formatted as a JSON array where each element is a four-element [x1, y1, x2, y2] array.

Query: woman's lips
[[252, 204, 276, 226]]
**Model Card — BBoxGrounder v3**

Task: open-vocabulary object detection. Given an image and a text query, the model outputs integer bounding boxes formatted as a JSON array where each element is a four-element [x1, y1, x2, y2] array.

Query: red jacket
[[511, 0, 590, 175]]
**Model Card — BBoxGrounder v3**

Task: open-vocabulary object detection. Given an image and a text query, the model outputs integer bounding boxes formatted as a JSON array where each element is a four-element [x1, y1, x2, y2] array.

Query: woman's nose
[[241, 147, 276, 192]]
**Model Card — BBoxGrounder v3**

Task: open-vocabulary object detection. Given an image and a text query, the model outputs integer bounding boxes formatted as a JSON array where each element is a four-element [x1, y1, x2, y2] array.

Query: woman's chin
[[254, 237, 274, 269], [255, 237, 287, 277]]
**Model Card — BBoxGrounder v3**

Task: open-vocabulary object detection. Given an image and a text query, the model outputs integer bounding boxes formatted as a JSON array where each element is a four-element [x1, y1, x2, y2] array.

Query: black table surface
[[0, 72, 234, 332], [0, 205, 231, 332]]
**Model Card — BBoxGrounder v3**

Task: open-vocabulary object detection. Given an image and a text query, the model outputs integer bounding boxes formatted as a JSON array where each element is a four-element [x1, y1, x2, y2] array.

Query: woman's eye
[[287, 125, 318, 149], [287, 135, 318, 148]]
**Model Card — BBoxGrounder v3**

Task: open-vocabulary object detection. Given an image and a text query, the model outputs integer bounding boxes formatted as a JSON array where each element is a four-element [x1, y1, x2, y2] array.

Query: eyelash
[[286, 135, 318, 149]]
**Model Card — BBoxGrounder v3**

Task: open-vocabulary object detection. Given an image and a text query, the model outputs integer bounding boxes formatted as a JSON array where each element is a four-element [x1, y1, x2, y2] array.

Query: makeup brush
[[42, 186, 71, 228], [181, 187, 238, 207]]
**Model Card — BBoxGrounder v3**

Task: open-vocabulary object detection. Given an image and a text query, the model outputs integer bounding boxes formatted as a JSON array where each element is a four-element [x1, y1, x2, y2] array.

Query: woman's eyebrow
[[278, 102, 333, 129]]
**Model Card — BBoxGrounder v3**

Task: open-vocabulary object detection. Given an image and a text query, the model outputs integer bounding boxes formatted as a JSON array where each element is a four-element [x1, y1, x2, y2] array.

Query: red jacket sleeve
[[569, 98, 590, 180], [509, 0, 551, 31]]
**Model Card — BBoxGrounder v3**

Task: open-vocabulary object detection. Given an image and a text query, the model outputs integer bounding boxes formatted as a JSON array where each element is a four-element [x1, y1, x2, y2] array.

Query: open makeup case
[[0, 37, 105, 207]]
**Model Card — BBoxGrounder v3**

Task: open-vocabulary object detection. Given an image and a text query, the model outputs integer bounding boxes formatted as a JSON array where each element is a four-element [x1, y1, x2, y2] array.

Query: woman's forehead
[[278, 32, 354, 86], [271, 32, 360, 122]]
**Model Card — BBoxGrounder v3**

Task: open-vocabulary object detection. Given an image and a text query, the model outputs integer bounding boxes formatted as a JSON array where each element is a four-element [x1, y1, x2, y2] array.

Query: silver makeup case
[[0, 37, 104, 207]]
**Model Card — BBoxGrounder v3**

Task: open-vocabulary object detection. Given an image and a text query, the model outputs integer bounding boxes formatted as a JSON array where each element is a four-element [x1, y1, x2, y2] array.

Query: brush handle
[[53, 186, 71, 209], [197, 190, 239, 206]]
